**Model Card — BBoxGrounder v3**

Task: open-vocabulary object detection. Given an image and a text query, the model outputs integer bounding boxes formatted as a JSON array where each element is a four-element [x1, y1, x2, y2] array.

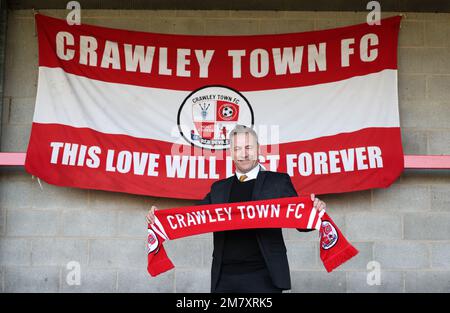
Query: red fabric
[[35, 14, 401, 91], [26, 14, 405, 201], [26, 124, 404, 200], [319, 212, 359, 272], [147, 196, 358, 276]]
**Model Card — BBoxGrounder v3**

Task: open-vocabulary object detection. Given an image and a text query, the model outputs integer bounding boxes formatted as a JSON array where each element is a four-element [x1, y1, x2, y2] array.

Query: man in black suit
[[147, 125, 326, 293]]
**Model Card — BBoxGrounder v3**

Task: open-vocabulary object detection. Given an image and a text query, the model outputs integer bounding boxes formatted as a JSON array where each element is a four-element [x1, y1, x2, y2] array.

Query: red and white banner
[[26, 14, 404, 200]]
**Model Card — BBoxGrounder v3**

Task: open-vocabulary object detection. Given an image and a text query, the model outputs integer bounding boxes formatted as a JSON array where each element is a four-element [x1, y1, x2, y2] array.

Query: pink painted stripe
[[403, 155, 450, 169], [1, 153, 450, 169], [0, 153, 27, 166]]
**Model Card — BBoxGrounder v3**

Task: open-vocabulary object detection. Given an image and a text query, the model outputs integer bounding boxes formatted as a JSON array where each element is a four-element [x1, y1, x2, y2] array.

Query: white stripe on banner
[[34, 67, 399, 144]]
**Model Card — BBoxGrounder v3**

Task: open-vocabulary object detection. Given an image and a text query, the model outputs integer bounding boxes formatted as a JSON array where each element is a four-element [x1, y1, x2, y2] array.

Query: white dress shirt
[[235, 164, 261, 182]]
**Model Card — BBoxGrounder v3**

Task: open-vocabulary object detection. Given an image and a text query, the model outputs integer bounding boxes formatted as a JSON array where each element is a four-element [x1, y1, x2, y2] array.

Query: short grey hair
[[229, 124, 259, 149]]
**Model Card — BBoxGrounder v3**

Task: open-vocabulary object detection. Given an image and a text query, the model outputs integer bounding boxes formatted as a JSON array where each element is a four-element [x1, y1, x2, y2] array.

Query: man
[[147, 125, 326, 293]]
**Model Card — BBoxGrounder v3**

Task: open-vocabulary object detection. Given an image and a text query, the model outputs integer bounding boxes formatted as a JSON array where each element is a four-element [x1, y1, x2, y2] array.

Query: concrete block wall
[[0, 9, 449, 292]]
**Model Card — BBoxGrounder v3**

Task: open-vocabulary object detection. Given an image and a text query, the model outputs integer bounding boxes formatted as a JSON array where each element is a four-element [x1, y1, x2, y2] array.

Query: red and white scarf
[[147, 196, 358, 276]]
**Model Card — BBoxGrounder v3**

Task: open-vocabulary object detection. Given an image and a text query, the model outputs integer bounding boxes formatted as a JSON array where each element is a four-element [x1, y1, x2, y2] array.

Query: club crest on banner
[[177, 85, 254, 149]]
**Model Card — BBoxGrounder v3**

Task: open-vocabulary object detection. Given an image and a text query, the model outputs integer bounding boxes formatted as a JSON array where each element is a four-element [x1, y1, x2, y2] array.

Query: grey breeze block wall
[[0, 9, 449, 293]]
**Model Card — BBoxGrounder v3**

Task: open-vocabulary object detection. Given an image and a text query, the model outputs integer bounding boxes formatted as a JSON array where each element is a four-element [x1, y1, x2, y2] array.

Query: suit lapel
[[218, 176, 234, 204], [216, 165, 266, 203], [252, 169, 267, 201], [213, 175, 234, 261], [214, 166, 266, 264]]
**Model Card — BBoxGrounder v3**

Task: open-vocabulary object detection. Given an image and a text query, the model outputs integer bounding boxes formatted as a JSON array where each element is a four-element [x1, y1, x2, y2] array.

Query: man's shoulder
[[210, 175, 233, 189], [262, 170, 291, 181]]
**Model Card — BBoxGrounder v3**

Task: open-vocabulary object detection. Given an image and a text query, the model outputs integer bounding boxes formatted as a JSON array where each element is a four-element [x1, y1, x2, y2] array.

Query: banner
[[26, 14, 404, 199]]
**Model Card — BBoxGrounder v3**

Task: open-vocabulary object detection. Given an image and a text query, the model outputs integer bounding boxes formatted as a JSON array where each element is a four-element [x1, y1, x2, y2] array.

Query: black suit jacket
[[197, 168, 312, 292]]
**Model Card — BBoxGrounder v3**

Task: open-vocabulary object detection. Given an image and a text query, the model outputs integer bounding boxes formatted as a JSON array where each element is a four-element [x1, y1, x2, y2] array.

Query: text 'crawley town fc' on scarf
[[147, 196, 358, 276]]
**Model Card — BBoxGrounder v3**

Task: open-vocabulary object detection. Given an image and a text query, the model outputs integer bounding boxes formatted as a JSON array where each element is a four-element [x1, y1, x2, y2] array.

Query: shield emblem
[[192, 100, 240, 141], [320, 221, 338, 250], [147, 229, 159, 254], [192, 101, 215, 140]]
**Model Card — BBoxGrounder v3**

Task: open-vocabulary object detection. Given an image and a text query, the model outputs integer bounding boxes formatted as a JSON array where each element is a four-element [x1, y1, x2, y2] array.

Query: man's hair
[[229, 124, 259, 149]]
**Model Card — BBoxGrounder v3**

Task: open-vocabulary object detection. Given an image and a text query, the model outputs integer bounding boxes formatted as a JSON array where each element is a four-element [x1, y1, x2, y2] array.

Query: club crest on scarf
[[177, 85, 254, 149], [147, 229, 160, 254], [320, 220, 339, 250]]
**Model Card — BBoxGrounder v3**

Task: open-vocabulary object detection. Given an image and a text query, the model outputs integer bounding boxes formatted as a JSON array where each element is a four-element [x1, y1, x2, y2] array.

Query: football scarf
[[147, 196, 358, 276]]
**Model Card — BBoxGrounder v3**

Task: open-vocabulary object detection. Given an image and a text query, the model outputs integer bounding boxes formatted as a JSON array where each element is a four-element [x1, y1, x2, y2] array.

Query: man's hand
[[146, 205, 158, 225], [311, 193, 326, 212]]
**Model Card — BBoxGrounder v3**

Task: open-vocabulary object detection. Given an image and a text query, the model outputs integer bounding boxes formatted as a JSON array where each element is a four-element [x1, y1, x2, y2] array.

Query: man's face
[[231, 132, 259, 173]]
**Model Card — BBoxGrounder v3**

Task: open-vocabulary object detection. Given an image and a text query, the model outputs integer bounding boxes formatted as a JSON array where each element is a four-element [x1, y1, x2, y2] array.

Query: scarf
[[147, 196, 358, 276]]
